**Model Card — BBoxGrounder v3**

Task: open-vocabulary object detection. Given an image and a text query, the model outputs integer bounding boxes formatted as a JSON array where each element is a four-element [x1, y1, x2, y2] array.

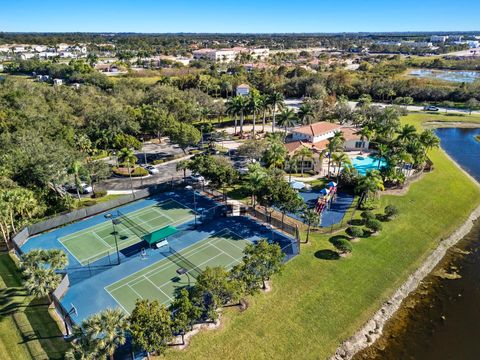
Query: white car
[[80, 183, 93, 194], [145, 165, 159, 175]]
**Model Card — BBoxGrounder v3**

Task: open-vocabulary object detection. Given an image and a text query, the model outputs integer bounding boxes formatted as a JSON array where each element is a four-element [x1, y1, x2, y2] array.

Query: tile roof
[[293, 122, 342, 137]]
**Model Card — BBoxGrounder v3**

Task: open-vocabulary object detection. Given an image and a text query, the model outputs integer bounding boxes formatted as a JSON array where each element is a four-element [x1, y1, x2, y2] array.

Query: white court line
[[209, 242, 238, 261], [92, 231, 113, 249], [106, 240, 215, 292], [105, 289, 131, 315], [106, 228, 234, 292], [127, 284, 144, 300], [143, 276, 173, 301]]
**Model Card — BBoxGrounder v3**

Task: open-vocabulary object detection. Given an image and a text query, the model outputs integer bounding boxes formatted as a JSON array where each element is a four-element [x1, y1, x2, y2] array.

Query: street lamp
[[185, 185, 197, 227], [176, 267, 191, 287], [104, 213, 121, 265]]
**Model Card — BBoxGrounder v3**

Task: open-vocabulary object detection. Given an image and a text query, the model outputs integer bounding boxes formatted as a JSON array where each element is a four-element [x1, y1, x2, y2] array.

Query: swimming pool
[[350, 155, 386, 175]]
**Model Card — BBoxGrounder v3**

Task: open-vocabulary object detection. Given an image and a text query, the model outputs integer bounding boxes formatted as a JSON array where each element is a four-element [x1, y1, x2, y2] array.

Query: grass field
[[106, 229, 250, 314], [161, 112, 480, 360], [59, 199, 194, 265], [0, 254, 69, 360]]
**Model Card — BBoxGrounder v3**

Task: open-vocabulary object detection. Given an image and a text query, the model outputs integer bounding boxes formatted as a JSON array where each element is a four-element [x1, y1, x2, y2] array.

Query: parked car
[[145, 165, 159, 175], [423, 105, 439, 111], [65, 182, 93, 194]]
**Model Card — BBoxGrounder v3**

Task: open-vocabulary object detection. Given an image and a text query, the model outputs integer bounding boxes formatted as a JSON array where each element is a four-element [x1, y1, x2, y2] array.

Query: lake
[[354, 127, 480, 360], [409, 69, 480, 83]]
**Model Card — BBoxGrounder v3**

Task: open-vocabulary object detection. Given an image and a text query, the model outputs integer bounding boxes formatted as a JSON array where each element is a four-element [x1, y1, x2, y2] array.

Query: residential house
[[285, 122, 369, 173], [236, 84, 250, 96], [430, 35, 449, 43]]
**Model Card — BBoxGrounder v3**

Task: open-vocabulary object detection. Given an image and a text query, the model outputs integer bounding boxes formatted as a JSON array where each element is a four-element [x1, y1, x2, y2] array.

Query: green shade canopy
[[144, 225, 178, 245]]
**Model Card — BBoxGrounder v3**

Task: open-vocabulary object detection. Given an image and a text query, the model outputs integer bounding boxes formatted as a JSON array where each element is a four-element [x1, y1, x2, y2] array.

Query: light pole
[[185, 185, 197, 227], [176, 267, 191, 287], [141, 137, 147, 165], [104, 213, 121, 265]]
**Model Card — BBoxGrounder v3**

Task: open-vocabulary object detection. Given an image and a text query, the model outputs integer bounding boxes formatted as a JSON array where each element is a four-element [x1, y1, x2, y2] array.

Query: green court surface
[[105, 229, 251, 314], [59, 199, 195, 265]]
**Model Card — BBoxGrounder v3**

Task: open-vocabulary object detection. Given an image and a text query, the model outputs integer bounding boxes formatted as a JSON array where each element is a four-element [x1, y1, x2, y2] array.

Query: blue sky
[[1, 0, 479, 33]]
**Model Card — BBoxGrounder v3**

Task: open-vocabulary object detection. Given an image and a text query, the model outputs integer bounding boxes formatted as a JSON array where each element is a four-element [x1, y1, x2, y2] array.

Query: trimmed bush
[[112, 166, 148, 177], [360, 210, 375, 221], [366, 219, 383, 233], [384, 205, 399, 220], [332, 238, 353, 254], [346, 226, 364, 239], [92, 190, 107, 198]]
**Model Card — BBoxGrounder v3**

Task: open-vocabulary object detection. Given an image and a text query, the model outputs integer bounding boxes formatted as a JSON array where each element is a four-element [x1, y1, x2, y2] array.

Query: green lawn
[[162, 113, 480, 360], [0, 253, 69, 360]]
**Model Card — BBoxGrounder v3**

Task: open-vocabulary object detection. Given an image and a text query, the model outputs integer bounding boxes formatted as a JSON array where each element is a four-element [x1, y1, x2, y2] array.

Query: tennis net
[[116, 210, 149, 239], [167, 248, 203, 278]]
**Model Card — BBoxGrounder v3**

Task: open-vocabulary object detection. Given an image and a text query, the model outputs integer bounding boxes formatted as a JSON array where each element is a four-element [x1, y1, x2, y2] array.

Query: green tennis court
[[105, 228, 251, 314], [59, 199, 195, 265]]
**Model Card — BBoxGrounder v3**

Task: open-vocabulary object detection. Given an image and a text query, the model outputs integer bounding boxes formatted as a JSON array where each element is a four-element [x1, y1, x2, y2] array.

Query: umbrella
[[320, 188, 330, 196], [327, 181, 337, 188]]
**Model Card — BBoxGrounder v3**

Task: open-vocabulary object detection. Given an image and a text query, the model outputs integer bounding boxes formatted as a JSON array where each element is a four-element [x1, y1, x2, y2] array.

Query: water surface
[[409, 69, 480, 83]]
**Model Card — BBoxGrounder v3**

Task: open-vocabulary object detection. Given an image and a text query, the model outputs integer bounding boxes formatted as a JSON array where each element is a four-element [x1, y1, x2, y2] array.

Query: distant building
[[401, 41, 433, 48], [454, 40, 480, 48], [53, 79, 63, 86], [375, 41, 402, 46], [430, 35, 448, 43], [236, 84, 250, 96], [449, 35, 463, 42], [193, 48, 237, 62]]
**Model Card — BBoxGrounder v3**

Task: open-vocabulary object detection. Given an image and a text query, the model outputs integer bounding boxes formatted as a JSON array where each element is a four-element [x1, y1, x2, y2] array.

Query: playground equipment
[[314, 181, 338, 217]]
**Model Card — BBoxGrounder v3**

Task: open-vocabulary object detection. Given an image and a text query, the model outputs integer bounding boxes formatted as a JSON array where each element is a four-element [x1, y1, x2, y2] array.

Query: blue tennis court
[[20, 189, 298, 322]]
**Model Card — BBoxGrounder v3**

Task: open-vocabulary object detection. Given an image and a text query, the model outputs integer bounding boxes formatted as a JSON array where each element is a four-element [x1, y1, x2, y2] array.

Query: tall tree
[[130, 299, 173, 358], [301, 209, 320, 243], [267, 92, 285, 132], [276, 108, 297, 137], [294, 147, 314, 176]]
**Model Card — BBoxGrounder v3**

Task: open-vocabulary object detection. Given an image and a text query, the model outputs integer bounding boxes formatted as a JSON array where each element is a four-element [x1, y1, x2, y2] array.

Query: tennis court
[[59, 199, 195, 265], [105, 228, 251, 314]]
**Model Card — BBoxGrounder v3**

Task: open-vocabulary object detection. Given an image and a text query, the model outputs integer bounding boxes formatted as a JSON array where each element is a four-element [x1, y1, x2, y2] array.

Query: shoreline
[[331, 149, 480, 360], [423, 121, 480, 129]]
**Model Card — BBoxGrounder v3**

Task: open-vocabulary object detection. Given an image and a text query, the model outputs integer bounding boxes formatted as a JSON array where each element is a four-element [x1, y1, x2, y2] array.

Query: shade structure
[[327, 181, 337, 187], [290, 181, 306, 190], [320, 188, 330, 196], [144, 225, 178, 245]]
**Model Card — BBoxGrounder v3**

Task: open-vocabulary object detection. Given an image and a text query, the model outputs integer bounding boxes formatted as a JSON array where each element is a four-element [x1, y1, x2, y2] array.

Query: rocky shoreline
[[330, 204, 480, 360]]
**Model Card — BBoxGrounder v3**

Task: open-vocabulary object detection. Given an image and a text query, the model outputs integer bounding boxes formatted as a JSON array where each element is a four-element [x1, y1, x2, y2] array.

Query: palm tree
[[284, 155, 298, 182], [234, 96, 249, 137], [46, 249, 69, 270], [84, 308, 128, 360], [118, 147, 137, 196], [245, 165, 266, 207], [24, 267, 60, 303], [301, 209, 320, 244], [326, 131, 345, 179], [298, 103, 314, 125], [226, 97, 240, 135], [68, 161, 84, 200], [263, 142, 287, 169], [419, 129, 440, 158], [267, 92, 285, 132], [294, 147, 314, 176], [396, 124, 417, 145], [373, 143, 389, 170], [356, 170, 384, 208], [331, 152, 352, 182], [248, 93, 262, 139], [176, 160, 191, 182], [259, 94, 270, 133], [277, 108, 297, 137]]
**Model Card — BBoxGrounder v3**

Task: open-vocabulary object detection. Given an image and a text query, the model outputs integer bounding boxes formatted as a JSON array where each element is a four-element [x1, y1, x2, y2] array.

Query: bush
[[346, 226, 364, 239], [384, 205, 399, 220], [366, 219, 383, 233], [92, 190, 107, 198], [112, 166, 148, 177], [332, 238, 353, 254], [360, 210, 375, 221]]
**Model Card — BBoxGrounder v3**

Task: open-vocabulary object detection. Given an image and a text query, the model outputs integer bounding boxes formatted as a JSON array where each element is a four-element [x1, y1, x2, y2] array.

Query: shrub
[[384, 205, 399, 220], [92, 190, 107, 198], [366, 219, 383, 233], [332, 238, 353, 254], [360, 210, 375, 221], [346, 226, 364, 239], [112, 166, 148, 177]]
